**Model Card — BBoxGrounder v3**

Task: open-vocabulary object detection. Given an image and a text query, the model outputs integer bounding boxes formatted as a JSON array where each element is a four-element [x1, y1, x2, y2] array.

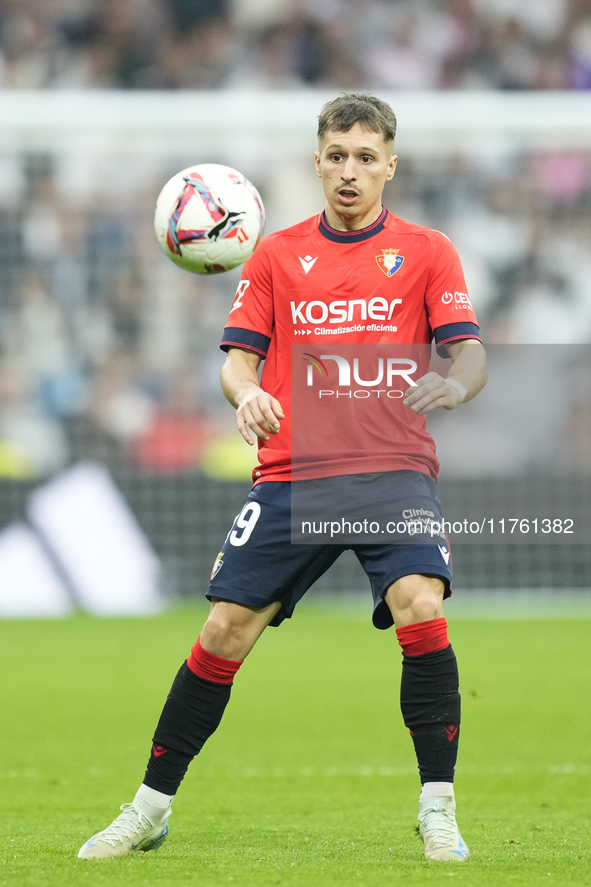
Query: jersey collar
[[319, 207, 388, 243]]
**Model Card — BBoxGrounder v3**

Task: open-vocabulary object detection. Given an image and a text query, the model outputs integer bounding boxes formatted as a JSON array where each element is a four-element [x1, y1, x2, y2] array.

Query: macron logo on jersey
[[299, 255, 318, 274]]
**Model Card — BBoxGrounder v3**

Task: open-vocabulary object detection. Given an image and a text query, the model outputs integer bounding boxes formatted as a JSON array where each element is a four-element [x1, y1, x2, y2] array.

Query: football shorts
[[206, 471, 452, 630]]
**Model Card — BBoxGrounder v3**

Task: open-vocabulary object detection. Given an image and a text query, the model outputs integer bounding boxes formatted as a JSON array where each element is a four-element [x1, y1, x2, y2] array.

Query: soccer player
[[78, 94, 487, 862]]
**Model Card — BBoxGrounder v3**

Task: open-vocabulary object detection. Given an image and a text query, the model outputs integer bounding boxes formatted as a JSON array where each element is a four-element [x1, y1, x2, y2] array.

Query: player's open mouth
[[338, 189, 359, 204]]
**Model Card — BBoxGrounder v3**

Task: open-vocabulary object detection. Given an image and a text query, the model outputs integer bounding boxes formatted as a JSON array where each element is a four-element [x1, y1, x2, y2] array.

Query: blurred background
[[0, 0, 590, 614]]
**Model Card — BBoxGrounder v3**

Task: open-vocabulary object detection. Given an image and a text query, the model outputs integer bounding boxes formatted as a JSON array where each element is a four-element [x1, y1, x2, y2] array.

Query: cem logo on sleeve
[[441, 291, 473, 309]]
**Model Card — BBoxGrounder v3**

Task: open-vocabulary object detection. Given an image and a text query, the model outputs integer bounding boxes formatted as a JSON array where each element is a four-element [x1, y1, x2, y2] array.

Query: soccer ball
[[154, 163, 266, 274]]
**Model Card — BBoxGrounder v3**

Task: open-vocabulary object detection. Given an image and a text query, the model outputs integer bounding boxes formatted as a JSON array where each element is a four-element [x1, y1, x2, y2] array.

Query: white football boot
[[78, 800, 171, 859], [418, 795, 469, 861]]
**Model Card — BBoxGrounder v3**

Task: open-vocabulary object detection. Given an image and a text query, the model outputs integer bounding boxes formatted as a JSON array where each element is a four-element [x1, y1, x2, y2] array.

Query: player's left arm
[[403, 339, 487, 415]]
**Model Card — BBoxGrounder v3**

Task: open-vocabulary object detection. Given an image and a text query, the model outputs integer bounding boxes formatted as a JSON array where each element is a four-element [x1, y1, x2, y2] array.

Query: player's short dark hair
[[317, 94, 397, 144]]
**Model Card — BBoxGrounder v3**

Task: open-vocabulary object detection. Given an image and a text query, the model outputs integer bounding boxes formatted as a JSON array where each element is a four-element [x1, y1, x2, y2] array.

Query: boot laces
[[99, 804, 154, 846], [419, 805, 458, 848]]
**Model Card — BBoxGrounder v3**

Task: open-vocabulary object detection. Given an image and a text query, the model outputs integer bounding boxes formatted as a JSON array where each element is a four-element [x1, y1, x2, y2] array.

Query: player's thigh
[[354, 541, 451, 630], [206, 481, 343, 627], [384, 573, 445, 628]]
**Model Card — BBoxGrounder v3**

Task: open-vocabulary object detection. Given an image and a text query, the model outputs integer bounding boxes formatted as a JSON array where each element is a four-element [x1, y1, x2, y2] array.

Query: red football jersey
[[221, 208, 480, 484]]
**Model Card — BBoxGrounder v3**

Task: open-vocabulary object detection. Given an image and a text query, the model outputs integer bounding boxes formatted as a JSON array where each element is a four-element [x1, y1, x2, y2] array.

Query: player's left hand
[[403, 372, 463, 415]]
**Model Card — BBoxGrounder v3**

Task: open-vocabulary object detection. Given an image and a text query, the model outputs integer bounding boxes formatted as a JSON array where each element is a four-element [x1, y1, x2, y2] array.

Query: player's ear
[[386, 155, 398, 181], [314, 151, 322, 177]]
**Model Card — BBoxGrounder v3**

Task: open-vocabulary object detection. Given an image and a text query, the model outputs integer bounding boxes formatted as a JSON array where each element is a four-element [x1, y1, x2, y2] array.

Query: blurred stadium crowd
[[0, 0, 590, 482], [1, 0, 591, 91], [1, 138, 590, 480]]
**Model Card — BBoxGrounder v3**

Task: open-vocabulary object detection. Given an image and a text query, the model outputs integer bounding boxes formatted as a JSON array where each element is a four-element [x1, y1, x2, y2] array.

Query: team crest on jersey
[[376, 249, 404, 277], [210, 551, 224, 580]]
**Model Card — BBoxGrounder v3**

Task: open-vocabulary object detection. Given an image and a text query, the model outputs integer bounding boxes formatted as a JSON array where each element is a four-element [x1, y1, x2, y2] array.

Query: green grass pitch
[[1, 600, 591, 887]]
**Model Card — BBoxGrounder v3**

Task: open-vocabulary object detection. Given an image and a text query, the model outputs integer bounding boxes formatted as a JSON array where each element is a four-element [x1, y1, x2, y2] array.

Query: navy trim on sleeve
[[434, 322, 481, 357], [220, 327, 271, 357]]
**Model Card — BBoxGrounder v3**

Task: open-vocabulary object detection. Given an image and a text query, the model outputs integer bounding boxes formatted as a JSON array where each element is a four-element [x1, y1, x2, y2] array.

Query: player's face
[[315, 123, 397, 230]]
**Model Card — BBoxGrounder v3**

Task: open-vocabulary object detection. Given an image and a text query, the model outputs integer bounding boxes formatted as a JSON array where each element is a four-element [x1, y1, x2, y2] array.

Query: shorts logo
[[438, 545, 450, 565], [376, 248, 404, 278], [210, 551, 224, 579]]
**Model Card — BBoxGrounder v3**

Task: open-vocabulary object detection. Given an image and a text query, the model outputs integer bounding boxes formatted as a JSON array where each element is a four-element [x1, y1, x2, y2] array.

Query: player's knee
[[386, 574, 444, 626], [405, 590, 441, 624], [201, 602, 258, 659]]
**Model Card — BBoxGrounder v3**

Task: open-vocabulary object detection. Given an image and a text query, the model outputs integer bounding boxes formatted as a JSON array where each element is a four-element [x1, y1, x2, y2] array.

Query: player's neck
[[323, 203, 384, 232]]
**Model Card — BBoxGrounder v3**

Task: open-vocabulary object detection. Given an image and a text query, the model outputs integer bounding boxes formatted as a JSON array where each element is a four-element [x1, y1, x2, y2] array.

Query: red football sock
[[187, 635, 243, 684], [396, 617, 449, 657]]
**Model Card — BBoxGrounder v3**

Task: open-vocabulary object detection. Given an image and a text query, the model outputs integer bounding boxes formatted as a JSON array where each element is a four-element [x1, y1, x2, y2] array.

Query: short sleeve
[[425, 232, 481, 356], [220, 241, 274, 357]]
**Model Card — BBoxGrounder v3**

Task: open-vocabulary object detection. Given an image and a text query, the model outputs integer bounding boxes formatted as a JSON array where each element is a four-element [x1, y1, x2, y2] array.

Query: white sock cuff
[[135, 784, 174, 808], [420, 782, 455, 801]]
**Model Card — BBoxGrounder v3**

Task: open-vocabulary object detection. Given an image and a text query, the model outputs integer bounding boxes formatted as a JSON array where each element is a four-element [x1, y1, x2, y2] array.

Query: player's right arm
[[221, 347, 285, 445]]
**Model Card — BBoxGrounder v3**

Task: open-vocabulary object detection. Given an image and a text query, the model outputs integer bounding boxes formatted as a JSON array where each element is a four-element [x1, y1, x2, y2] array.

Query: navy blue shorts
[[206, 471, 452, 630]]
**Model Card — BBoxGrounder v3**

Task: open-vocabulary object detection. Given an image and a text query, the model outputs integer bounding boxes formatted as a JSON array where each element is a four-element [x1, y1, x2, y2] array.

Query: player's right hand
[[235, 386, 285, 445]]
